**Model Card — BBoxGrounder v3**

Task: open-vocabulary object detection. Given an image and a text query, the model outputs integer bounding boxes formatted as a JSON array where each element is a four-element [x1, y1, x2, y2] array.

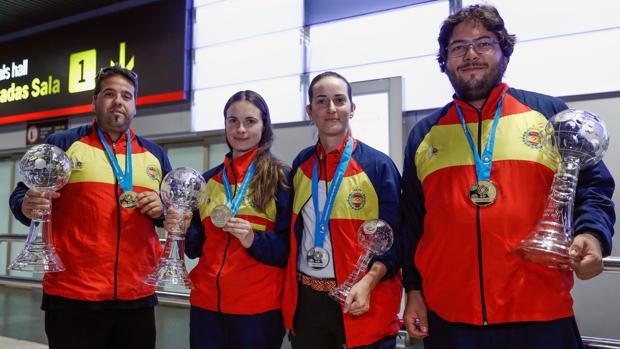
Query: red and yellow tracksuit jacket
[[185, 149, 291, 314], [402, 83, 615, 325], [10, 123, 171, 304], [282, 138, 403, 348]]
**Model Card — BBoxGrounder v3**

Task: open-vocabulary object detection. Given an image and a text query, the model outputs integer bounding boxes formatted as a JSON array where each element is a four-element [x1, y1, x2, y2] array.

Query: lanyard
[[454, 92, 505, 181], [97, 127, 132, 192], [312, 137, 353, 248], [221, 161, 256, 217]]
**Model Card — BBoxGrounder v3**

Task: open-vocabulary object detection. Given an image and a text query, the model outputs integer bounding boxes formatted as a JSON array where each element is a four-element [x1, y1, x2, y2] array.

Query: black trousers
[[424, 311, 585, 349], [290, 283, 396, 349], [45, 307, 156, 349]]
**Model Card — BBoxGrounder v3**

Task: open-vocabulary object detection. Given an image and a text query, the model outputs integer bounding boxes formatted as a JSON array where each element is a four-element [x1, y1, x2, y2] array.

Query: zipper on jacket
[[112, 141, 121, 300], [475, 110, 488, 325], [215, 161, 237, 313], [215, 234, 231, 312]]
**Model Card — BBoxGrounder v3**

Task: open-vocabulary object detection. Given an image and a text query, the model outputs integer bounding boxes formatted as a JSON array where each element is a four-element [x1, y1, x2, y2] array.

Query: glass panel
[[462, 0, 620, 41], [194, 0, 303, 47], [0, 159, 13, 275], [167, 146, 205, 172], [208, 144, 229, 170], [192, 75, 304, 132], [350, 92, 390, 155], [321, 56, 454, 111], [505, 29, 620, 97], [193, 29, 303, 89], [8, 160, 35, 279], [308, 2, 448, 71]]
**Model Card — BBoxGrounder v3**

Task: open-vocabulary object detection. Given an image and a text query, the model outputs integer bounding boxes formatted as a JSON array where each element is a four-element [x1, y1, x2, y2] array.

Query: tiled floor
[[0, 336, 47, 349]]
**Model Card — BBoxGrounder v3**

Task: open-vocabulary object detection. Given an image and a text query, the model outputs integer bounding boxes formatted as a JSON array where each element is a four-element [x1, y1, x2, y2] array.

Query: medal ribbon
[[97, 127, 132, 192], [221, 161, 256, 217], [312, 137, 353, 248], [454, 92, 505, 181]]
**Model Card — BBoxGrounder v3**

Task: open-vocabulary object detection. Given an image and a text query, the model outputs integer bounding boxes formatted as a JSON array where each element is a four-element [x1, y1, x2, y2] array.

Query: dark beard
[[447, 59, 507, 104]]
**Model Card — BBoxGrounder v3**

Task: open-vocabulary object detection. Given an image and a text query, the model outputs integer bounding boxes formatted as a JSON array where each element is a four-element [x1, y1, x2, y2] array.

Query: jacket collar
[[223, 147, 259, 182], [453, 83, 509, 114], [315, 132, 357, 160], [92, 120, 135, 145]]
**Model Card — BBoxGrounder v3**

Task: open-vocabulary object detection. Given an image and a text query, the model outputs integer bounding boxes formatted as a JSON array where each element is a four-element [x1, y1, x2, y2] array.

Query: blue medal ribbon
[[312, 137, 353, 248], [221, 161, 256, 217], [97, 127, 132, 192], [454, 92, 506, 181]]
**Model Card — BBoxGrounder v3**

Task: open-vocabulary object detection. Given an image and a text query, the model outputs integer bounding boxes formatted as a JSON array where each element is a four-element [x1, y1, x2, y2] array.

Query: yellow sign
[[68, 49, 97, 93]]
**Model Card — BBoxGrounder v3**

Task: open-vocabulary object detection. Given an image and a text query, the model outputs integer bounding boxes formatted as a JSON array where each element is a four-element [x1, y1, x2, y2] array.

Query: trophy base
[[514, 239, 571, 269], [328, 286, 349, 304], [8, 246, 65, 273], [144, 260, 194, 289]]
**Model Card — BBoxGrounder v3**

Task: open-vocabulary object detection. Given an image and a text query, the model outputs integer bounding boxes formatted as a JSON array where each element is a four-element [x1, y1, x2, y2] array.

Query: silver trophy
[[515, 109, 609, 268], [329, 219, 394, 303], [145, 167, 206, 288], [9, 144, 72, 273]]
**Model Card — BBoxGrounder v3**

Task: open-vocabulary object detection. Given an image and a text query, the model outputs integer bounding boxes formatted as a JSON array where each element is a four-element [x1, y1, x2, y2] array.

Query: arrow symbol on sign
[[110, 42, 135, 70]]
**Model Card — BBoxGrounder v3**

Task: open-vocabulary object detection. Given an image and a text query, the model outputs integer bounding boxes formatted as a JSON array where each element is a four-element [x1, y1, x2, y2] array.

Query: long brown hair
[[223, 90, 289, 212]]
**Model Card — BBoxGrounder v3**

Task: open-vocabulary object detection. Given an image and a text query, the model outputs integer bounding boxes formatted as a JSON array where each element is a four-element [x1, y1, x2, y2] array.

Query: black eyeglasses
[[447, 38, 499, 58]]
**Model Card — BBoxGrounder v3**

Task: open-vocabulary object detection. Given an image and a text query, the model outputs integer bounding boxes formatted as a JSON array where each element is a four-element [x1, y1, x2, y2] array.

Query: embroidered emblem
[[146, 165, 160, 181], [522, 128, 544, 149], [70, 157, 83, 170], [428, 146, 438, 159], [347, 189, 366, 210]]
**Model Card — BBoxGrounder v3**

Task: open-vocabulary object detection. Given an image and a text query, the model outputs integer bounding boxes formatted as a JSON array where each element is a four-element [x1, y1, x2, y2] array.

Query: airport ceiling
[[0, 0, 127, 36]]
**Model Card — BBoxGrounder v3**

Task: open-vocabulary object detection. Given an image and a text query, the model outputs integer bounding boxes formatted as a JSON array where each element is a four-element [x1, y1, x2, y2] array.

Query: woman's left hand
[[223, 217, 255, 248], [343, 278, 372, 316]]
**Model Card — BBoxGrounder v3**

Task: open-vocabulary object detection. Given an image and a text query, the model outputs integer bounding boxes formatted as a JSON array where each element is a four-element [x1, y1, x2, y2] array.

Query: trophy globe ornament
[[145, 167, 206, 289], [329, 219, 394, 303], [9, 144, 72, 273], [514, 109, 609, 268]]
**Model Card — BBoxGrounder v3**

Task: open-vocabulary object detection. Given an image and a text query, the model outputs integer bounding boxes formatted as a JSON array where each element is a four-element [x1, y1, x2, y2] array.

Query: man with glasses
[[10, 65, 171, 349], [400, 5, 614, 349]]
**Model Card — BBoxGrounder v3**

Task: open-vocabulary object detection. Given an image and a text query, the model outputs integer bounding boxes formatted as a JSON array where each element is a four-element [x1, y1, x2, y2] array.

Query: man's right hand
[[404, 290, 429, 340], [21, 189, 60, 220]]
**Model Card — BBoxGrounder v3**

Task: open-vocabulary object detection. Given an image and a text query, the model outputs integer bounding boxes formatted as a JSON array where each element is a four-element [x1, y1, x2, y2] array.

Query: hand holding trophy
[[144, 167, 206, 288], [514, 109, 609, 268], [9, 144, 72, 273], [329, 219, 393, 303]]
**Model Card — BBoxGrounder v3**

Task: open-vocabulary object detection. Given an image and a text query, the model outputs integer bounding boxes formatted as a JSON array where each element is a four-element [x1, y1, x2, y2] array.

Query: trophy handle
[[328, 250, 373, 303], [514, 157, 580, 268], [9, 190, 65, 273], [144, 208, 194, 289]]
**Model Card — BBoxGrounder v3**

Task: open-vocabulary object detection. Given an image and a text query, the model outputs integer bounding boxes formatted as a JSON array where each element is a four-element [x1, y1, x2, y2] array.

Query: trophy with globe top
[[514, 109, 609, 268], [9, 144, 71, 273], [329, 219, 394, 303], [145, 167, 206, 288]]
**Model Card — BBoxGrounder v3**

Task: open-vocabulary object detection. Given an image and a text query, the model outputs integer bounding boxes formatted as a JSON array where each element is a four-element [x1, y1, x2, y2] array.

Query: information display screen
[[0, 0, 190, 125]]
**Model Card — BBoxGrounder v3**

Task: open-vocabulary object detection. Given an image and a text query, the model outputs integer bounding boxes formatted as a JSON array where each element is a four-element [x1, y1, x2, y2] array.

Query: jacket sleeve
[[246, 169, 292, 268], [574, 160, 615, 256], [9, 182, 31, 227], [185, 169, 219, 259], [400, 131, 425, 292], [152, 147, 173, 228], [369, 157, 402, 279], [185, 208, 206, 259]]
